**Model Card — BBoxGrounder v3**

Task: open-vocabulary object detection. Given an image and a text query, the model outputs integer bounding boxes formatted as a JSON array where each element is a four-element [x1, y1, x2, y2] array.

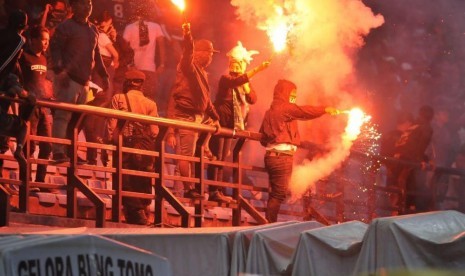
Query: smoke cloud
[[230, 0, 384, 197]]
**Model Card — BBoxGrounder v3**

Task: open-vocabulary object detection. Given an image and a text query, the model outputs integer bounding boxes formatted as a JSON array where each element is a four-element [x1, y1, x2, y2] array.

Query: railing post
[[194, 132, 210, 227], [232, 138, 245, 226], [213, 137, 225, 181], [0, 184, 10, 226], [18, 123, 31, 212], [154, 128, 167, 226], [111, 133, 124, 222], [110, 118, 127, 222], [66, 112, 84, 219]]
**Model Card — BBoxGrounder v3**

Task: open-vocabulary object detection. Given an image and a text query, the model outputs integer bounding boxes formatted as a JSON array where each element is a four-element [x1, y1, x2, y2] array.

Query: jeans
[[264, 154, 294, 201], [174, 115, 202, 191], [52, 76, 89, 156]]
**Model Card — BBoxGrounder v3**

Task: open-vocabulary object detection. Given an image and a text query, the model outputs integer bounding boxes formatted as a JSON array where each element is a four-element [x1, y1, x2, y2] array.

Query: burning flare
[[344, 108, 371, 141], [267, 6, 290, 52], [171, 0, 185, 12], [268, 21, 289, 52], [289, 107, 371, 200]]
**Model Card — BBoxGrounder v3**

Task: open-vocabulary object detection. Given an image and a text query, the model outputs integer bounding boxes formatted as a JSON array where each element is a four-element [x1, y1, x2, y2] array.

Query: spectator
[[380, 111, 414, 185], [165, 22, 221, 199], [79, 11, 120, 165], [39, 0, 70, 37], [19, 25, 53, 184], [122, 9, 166, 101], [259, 79, 339, 222], [0, 9, 28, 183], [92, 10, 119, 99], [207, 41, 270, 203], [107, 69, 159, 225], [0, 10, 35, 183], [394, 105, 434, 213], [49, 0, 109, 164], [379, 111, 414, 213]]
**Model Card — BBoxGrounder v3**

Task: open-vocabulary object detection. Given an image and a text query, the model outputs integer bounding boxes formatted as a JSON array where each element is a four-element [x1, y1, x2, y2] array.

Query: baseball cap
[[194, 39, 219, 53], [124, 69, 145, 81]]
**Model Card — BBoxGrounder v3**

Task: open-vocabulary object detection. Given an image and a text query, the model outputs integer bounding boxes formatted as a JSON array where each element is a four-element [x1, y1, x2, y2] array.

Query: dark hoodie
[[259, 79, 327, 147]]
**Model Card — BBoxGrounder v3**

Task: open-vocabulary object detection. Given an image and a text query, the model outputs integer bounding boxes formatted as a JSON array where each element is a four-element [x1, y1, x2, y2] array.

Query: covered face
[[227, 41, 258, 75], [194, 39, 218, 68], [228, 59, 246, 74], [272, 79, 297, 104]]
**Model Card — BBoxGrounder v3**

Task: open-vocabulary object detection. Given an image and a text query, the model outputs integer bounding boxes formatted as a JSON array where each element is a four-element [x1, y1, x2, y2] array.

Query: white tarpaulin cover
[[353, 210, 465, 275], [291, 221, 368, 276], [102, 227, 239, 276], [230, 221, 298, 276], [0, 234, 172, 276], [245, 221, 323, 275]]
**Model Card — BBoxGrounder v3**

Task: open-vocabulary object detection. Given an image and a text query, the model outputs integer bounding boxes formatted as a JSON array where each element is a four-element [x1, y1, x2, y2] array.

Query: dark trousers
[[264, 153, 293, 222], [82, 97, 108, 162], [122, 136, 155, 210], [207, 136, 233, 192], [398, 167, 431, 213], [264, 153, 293, 201], [24, 107, 52, 182]]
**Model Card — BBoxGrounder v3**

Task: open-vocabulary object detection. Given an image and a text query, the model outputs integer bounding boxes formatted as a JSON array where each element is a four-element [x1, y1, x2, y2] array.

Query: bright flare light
[[268, 22, 289, 52], [344, 108, 371, 141], [171, 0, 185, 11], [266, 6, 290, 53]]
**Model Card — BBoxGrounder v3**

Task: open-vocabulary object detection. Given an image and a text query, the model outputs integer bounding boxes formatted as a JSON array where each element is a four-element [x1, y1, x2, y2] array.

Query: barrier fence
[[0, 97, 464, 228]]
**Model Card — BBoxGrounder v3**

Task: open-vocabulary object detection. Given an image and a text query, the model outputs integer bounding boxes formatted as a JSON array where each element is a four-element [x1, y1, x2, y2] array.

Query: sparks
[[263, 6, 291, 53], [344, 108, 371, 141], [268, 20, 289, 52]]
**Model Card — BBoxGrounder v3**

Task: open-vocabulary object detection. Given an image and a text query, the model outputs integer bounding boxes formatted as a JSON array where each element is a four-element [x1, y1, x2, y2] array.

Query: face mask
[[289, 90, 297, 103]]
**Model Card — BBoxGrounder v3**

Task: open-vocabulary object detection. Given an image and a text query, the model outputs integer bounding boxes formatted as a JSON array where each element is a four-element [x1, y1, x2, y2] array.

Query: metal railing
[[1, 96, 465, 227], [0, 97, 267, 228]]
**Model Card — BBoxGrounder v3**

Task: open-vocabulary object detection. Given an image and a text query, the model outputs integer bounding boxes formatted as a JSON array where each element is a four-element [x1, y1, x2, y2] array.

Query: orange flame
[[171, 0, 185, 12], [344, 108, 371, 141]]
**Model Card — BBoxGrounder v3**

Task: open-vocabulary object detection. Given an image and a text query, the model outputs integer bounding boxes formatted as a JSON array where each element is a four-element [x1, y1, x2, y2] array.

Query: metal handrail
[[0, 96, 266, 227], [1, 95, 464, 227]]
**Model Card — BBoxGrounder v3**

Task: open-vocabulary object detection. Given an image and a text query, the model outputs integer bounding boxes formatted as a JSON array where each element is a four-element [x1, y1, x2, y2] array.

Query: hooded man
[[259, 79, 339, 222]]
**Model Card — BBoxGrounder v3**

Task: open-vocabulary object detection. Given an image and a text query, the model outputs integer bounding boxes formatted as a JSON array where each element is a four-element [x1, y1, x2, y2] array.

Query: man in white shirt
[[123, 13, 166, 102]]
